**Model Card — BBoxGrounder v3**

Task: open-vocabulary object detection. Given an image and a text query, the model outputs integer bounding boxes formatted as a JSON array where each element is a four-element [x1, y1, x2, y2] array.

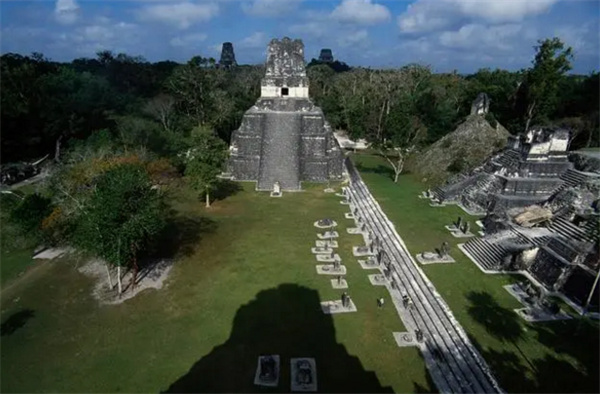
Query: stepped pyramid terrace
[[426, 125, 600, 313], [226, 37, 344, 191]]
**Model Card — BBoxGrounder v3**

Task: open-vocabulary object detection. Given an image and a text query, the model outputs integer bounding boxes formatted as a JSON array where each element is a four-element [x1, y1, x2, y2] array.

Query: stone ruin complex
[[428, 124, 600, 313], [218, 42, 237, 68], [470, 93, 490, 116], [226, 37, 344, 191], [318, 48, 334, 63]]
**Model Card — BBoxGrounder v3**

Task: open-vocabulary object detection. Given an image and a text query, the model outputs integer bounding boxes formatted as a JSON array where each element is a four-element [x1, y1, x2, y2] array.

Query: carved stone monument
[[254, 355, 280, 387], [228, 37, 344, 190]]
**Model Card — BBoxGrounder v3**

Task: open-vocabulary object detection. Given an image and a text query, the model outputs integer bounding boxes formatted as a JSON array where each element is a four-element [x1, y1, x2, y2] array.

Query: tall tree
[[184, 127, 227, 207], [522, 37, 573, 131], [73, 163, 166, 294]]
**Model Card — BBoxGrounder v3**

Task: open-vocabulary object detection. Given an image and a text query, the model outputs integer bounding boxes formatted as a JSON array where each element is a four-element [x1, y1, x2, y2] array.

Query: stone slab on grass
[[515, 308, 572, 323], [320, 299, 357, 314], [324, 188, 335, 193], [315, 254, 340, 263], [290, 358, 317, 392], [330, 278, 348, 289], [316, 264, 346, 275], [344, 213, 355, 219], [340, 200, 350, 205], [352, 246, 373, 257], [415, 253, 456, 265], [253, 355, 280, 387], [315, 240, 338, 248], [311, 247, 333, 255], [313, 220, 338, 229], [368, 274, 387, 286], [358, 259, 380, 270], [393, 332, 420, 348], [316, 231, 339, 239]]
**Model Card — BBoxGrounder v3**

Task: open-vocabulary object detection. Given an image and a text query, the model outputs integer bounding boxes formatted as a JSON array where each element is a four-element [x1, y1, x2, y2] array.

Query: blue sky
[[1, 0, 598, 73]]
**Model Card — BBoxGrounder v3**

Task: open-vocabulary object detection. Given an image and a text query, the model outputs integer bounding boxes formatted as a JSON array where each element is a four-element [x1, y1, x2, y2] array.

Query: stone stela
[[227, 37, 344, 191]]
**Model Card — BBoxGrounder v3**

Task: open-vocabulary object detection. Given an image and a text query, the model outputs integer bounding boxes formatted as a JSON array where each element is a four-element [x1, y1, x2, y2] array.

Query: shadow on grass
[[212, 180, 243, 202], [148, 213, 217, 259], [1, 309, 34, 336], [466, 292, 600, 393], [163, 284, 394, 393]]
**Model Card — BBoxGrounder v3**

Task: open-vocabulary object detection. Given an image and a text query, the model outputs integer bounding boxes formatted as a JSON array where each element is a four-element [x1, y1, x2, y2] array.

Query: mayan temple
[[227, 37, 344, 191]]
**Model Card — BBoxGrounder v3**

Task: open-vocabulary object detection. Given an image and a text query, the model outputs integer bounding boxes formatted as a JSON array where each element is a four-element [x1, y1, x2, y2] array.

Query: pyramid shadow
[[163, 284, 394, 393]]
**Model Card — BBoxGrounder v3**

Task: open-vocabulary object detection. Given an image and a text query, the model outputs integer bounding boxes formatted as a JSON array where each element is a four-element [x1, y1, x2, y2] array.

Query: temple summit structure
[[227, 37, 344, 191], [219, 42, 237, 68]]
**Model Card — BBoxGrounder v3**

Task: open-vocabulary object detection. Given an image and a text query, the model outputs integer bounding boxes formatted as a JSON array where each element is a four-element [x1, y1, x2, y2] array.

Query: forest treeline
[[1, 38, 598, 167]]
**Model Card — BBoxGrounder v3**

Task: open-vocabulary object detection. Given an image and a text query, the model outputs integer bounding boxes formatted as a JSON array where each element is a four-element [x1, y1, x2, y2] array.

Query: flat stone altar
[[290, 358, 317, 392], [253, 355, 280, 387], [320, 299, 357, 314], [416, 252, 456, 265], [316, 264, 346, 275]]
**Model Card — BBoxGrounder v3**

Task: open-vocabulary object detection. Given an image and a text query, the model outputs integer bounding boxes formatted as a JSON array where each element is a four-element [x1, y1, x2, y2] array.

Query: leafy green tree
[[73, 164, 166, 294], [184, 127, 227, 207], [521, 37, 573, 131]]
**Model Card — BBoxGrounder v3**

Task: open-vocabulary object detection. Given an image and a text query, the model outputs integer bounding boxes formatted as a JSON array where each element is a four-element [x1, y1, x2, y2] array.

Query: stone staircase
[[461, 228, 535, 271], [492, 149, 521, 169], [550, 168, 593, 195], [257, 112, 301, 190], [549, 216, 597, 244]]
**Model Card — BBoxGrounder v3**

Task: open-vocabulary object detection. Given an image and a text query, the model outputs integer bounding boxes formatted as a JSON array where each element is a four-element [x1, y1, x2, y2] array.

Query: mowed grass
[[353, 153, 600, 393], [1, 181, 434, 393]]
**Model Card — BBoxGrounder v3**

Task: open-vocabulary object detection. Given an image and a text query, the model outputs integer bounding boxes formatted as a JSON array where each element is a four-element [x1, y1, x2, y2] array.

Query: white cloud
[[242, 0, 302, 17], [170, 33, 208, 47], [337, 29, 369, 48], [136, 2, 219, 29], [331, 0, 391, 25], [289, 22, 328, 40], [54, 0, 80, 25], [398, 0, 558, 33], [439, 24, 524, 51], [238, 32, 267, 49]]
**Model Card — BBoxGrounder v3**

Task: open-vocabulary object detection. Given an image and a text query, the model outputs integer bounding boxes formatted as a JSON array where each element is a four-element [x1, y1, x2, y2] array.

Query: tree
[[522, 38, 573, 131], [73, 164, 166, 295], [184, 127, 227, 207]]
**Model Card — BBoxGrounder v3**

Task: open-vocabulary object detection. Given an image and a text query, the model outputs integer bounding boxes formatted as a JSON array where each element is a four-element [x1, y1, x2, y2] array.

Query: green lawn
[[353, 153, 600, 393], [1, 181, 434, 393]]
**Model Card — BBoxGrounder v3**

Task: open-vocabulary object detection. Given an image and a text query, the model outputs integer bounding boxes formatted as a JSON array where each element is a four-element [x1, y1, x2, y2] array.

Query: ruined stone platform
[[315, 240, 338, 248], [316, 264, 346, 275], [311, 247, 333, 255], [352, 246, 373, 257], [358, 259, 380, 269], [315, 254, 340, 262], [450, 230, 475, 238], [346, 227, 364, 235], [313, 220, 337, 229], [415, 253, 456, 265], [368, 274, 387, 286], [393, 332, 421, 348], [320, 299, 357, 314], [253, 355, 280, 387], [515, 307, 572, 323], [290, 358, 317, 392], [316, 231, 338, 239]]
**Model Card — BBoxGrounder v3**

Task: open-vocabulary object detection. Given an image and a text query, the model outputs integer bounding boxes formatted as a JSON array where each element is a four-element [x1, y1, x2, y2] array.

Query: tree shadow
[[148, 214, 217, 259], [0, 309, 34, 337], [466, 293, 600, 393], [466, 291, 523, 343], [212, 180, 243, 202], [412, 360, 439, 394], [163, 284, 394, 393]]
